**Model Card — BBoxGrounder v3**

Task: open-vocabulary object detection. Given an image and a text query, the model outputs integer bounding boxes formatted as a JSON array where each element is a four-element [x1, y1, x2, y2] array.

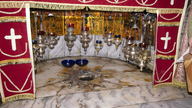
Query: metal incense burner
[[64, 23, 77, 52], [94, 40, 103, 55], [80, 26, 92, 54]]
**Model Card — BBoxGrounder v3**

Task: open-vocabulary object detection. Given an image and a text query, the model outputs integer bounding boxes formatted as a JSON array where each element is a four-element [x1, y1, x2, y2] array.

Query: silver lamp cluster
[[122, 13, 153, 71], [32, 12, 60, 61], [103, 14, 122, 50], [122, 37, 151, 71], [103, 33, 122, 50], [33, 31, 60, 58]]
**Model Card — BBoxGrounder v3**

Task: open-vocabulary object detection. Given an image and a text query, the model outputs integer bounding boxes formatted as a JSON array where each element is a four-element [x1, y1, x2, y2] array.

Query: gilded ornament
[[0, 58, 31, 67], [156, 54, 175, 60], [158, 22, 180, 26], [0, 16, 26, 23]]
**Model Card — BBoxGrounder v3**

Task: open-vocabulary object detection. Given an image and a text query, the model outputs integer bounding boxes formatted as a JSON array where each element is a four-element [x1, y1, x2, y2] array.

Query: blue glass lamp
[[76, 59, 89, 66], [61, 59, 76, 68]]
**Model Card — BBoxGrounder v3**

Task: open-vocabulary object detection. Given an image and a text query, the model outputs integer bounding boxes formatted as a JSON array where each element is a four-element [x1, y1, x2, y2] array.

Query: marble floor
[[1, 57, 192, 108]]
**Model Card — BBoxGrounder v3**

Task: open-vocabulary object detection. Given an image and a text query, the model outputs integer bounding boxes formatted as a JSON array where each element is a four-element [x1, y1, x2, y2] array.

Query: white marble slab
[[35, 57, 152, 98], [1, 85, 192, 108]]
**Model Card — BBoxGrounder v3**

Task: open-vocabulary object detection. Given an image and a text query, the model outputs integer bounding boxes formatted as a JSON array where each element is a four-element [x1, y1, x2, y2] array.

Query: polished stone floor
[[1, 57, 192, 108]]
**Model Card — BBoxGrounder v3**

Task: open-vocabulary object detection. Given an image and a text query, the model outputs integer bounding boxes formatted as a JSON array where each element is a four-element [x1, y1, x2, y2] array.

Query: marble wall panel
[[40, 35, 155, 69]]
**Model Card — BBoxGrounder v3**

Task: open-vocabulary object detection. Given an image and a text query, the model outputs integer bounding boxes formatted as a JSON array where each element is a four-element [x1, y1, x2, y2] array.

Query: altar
[[1, 57, 192, 108], [0, 0, 191, 105]]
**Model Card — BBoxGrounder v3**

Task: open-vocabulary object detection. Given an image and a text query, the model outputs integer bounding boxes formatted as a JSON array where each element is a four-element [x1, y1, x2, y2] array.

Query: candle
[[68, 23, 74, 28], [82, 26, 89, 31]]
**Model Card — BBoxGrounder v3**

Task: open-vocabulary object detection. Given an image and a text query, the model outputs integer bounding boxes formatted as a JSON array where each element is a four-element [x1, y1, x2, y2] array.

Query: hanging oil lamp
[[136, 42, 151, 71], [46, 32, 58, 49], [104, 32, 113, 46], [94, 40, 103, 55], [122, 35, 134, 61], [113, 35, 121, 50], [45, 13, 60, 49], [130, 22, 140, 41], [130, 13, 141, 42], [80, 13, 92, 54], [80, 26, 92, 54], [104, 13, 114, 46], [33, 11, 47, 58], [129, 44, 139, 61], [37, 30, 47, 57], [129, 18, 140, 61], [64, 23, 76, 52]]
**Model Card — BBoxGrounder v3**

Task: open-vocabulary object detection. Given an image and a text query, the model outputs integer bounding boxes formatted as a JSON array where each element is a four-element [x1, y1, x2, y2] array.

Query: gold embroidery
[[30, 3, 85, 10], [158, 9, 183, 14], [160, 14, 180, 21], [153, 82, 173, 90], [158, 22, 180, 26], [2, 93, 35, 104], [0, 1, 24, 8], [89, 6, 145, 12], [156, 42, 176, 54], [154, 79, 187, 90], [172, 78, 187, 89], [0, 16, 26, 23], [0, 1, 183, 14], [0, 58, 31, 67], [156, 55, 175, 60]]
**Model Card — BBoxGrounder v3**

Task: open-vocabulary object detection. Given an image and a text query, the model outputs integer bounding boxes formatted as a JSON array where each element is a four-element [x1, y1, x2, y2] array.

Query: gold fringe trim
[[0, 1, 183, 14], [156, 54, 175, 60], [2, 93, 35, 104], [158, 22, 180, 26], [0, 58, 31, 67], [0, 16, 26, 23], [89, 6, 145, 12], [172, 78, 187, 89], [153, 82, 173, 90], [153, 79, 187, 90]]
